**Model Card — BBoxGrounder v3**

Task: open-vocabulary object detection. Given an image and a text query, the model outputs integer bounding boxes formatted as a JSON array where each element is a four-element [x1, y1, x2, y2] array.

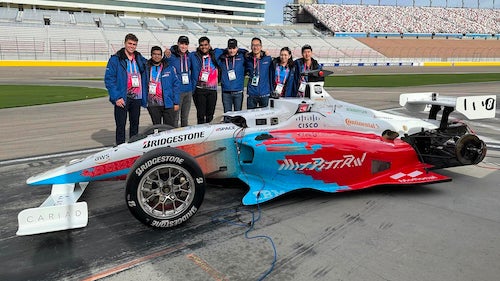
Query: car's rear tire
[[125, 147, 205, 228]]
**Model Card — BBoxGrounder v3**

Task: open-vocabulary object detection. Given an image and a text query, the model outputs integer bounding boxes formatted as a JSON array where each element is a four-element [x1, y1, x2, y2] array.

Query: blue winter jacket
[[167, 45, 193, 94], [146, 60, 181, 108], [244, 51, 273, 97], [270, 58, 298, 97], [189, 47, 223, 92], [293, 57, 321, 91], [104, 48, 148, 107], [217, 48, 247, 92]]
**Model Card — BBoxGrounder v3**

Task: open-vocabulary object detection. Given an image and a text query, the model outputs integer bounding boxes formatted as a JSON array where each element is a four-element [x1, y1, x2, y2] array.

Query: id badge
[[131, 75, 140, 88], [148, 82, 157, 95], [251, 76, 259, 86], [298, 81, 307, 93], [274, 83, 284, 95], [200, 71, 209, 82], [182, 73, 189, 84], [228, 70, 236, 81]]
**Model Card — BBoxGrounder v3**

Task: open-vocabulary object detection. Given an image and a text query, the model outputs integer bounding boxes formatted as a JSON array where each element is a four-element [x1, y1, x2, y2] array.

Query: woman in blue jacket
[[146, 46, 180, 126], [270, 47, 297, 98]]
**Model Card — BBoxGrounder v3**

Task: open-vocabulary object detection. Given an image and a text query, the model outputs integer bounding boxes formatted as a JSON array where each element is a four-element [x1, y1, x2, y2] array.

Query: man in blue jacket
[[166, 35, 192, 127], [245, 37, 273, 109], [218, 38, 246, 121], [294, 44, 321, 98], [104, 33, 147, 145], [146, 46, 180, 127]]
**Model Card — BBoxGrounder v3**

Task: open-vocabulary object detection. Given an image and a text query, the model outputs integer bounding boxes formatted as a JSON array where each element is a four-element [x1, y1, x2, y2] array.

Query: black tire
[[125, 147, 205, 228], [129, 124, 174, 143], [455, 134, 487, 165]]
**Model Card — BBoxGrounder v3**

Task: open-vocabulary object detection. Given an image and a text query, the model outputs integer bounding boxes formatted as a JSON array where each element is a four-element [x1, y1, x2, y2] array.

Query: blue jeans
[[247, 95, 269, 109], [222, 90, 243, 123], [222, 91, 243, 113]]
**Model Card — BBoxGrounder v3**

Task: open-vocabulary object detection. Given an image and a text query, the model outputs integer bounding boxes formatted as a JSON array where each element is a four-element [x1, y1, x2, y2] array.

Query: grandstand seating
[[304, 4, 500, 34], [0, 5, 499, 62]]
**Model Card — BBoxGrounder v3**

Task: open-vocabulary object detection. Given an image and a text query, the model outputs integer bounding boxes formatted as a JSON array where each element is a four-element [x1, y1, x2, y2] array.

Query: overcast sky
[[264, 0, 498, 24]]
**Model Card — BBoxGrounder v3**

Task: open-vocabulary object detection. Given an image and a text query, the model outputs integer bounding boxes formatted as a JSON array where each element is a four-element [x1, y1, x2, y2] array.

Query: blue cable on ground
[[211, 203, 277, 280]]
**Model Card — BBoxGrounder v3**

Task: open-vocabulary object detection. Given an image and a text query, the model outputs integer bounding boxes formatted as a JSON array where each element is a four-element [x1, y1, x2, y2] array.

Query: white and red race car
[[17, 70, 496, 236]]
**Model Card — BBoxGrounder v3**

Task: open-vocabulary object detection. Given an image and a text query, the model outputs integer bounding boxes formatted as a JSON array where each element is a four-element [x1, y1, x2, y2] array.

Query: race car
[[17, 70, 497, 235]]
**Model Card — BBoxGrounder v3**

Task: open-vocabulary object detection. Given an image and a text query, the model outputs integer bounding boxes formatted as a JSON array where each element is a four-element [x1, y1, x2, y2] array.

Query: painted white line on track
[[0, 147, 110, 166]]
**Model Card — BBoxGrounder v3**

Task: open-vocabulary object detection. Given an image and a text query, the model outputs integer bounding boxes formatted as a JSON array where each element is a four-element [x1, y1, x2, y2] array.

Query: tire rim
[[137, 164, 195, 220]]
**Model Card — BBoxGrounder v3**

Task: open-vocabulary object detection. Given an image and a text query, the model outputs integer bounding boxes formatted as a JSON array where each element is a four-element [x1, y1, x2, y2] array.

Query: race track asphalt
[[0, 66, 499, 281]]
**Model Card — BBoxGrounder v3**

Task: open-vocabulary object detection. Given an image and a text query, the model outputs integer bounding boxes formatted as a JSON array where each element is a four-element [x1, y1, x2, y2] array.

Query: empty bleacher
[[0, 6, 499, 62]]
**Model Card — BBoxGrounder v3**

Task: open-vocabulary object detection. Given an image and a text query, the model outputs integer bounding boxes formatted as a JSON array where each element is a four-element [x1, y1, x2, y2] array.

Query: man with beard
[[189, 36, 222, 124]]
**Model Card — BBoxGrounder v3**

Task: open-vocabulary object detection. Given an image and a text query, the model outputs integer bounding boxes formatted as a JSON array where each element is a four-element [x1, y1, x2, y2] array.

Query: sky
[[264, 0, 498, 24]]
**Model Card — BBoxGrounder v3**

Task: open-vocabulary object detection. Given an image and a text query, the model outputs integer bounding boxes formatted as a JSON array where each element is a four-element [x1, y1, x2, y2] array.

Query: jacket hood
[[116, 48, 142, 60]]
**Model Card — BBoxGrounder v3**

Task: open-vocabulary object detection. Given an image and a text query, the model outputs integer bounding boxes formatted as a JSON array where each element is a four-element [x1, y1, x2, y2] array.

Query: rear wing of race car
[[400, 92, 496, 128]]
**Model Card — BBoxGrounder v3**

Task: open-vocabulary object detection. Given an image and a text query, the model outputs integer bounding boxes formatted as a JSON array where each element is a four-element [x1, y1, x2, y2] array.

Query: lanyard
[[253, 57, 259, 76], [275, 65, 289, 85], [301, 62, 310, 82], [225, 56, 235, 70], [180, 53, 188, 73], [127, 58, 138, 74], [202, 55, 211, 71], [150, 64, 162, 83]]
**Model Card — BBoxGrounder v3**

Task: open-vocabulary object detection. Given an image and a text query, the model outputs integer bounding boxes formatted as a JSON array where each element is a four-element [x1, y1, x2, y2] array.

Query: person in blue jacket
[[189, 36, 223, 124], [270, 47, 297, 98], [293, 44, 321, 98], [104, 33, 148, 145], [145, 46, 180, 126], [217, 38, 246, 121], [244, 37, 273, 109], [166, 35, 192, 127]]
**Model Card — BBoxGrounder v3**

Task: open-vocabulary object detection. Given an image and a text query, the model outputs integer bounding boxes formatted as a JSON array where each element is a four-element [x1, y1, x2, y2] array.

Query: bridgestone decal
[[135, 155, 185, 176], [150, 206, 198, 227]]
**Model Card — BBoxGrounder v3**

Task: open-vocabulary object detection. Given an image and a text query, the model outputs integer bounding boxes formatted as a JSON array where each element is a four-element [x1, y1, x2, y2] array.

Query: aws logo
[[94, 153, 110, 164]]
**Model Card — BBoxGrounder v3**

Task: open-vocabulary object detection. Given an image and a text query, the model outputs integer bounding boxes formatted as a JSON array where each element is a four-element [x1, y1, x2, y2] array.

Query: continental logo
[[345, 118, 379, 129], [143, 131, 205, 148]]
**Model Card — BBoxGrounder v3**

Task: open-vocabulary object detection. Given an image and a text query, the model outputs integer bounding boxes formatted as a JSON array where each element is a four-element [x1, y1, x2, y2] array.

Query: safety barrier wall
[[2, 60, 500, 68]]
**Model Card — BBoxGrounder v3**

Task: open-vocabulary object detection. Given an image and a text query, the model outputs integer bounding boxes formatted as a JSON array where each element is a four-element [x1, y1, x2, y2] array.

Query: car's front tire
[[125, 147, 205, 228]]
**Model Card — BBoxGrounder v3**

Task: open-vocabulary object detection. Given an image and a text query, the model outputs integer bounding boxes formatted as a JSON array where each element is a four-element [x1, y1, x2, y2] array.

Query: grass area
[[0, 73, 498, 109], [325, 73, 500, 87], [0, 85, 107, 109]]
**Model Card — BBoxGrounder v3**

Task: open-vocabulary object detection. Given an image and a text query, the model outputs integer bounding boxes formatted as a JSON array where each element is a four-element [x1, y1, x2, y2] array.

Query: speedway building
[[0, 0, 499, 64]]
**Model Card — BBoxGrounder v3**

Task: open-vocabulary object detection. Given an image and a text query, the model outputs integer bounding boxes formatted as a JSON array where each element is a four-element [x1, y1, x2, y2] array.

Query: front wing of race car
[[17, 182, 89, 235]]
